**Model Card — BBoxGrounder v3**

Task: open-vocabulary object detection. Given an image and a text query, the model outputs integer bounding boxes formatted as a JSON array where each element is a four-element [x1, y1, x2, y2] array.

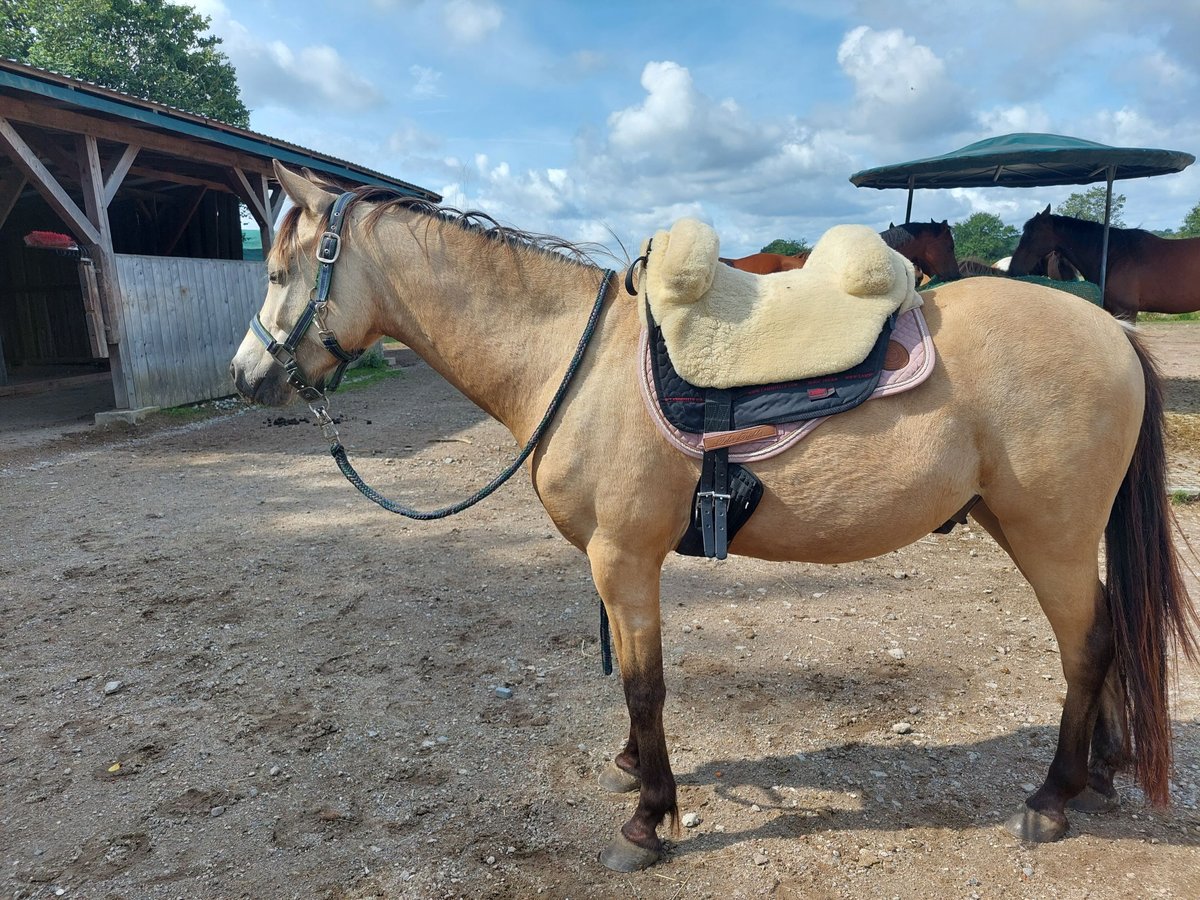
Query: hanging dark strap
[[329, 269, 616, 519], [698, 390, 734, 558]]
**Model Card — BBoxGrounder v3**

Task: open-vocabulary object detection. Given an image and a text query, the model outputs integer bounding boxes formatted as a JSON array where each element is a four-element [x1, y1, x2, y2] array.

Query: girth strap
[[699, 391, 734, 558]]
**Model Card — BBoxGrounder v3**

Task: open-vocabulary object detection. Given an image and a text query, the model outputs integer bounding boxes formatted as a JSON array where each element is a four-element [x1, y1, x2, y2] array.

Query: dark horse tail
[[1106, 331, 1199, 804]]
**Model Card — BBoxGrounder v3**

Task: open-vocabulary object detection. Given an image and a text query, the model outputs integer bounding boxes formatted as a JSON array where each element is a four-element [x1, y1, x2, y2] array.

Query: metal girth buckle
[[317, 230, 342, 264]]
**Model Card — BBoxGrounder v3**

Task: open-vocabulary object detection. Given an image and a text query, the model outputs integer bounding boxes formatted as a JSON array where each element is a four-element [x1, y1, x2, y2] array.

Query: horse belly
[[728, 403, 979, 563]]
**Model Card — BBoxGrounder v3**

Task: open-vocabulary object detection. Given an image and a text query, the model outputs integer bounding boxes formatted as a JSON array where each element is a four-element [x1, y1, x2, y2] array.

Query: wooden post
[[76, 133, 130, 407], [232, 166, 275, 257]]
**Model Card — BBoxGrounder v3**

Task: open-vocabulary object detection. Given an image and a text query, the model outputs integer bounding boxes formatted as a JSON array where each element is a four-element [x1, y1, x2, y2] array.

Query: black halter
[[249, 191, 364, 401]]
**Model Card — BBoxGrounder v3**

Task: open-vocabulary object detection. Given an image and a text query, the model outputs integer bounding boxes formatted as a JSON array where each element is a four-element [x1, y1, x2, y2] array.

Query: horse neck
[[369, 215, 612, 442], [1053, 219, 1108, 282]]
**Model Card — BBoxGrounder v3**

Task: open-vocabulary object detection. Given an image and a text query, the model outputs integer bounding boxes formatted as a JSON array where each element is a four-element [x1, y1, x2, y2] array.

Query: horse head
[[917, 219, 960, 281], [230, 162, 381, 407], [1008, 205, 1057, 276]]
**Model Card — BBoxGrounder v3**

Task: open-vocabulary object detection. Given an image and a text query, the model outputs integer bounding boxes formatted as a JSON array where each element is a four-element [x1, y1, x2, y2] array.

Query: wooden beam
[[0, 170, 25, 231], [0, 93, 274, 177], [77, 135, 117, 321], [16, 127, 80, 182], [232, 165, 269, 226], [0, 116, 99, 244], [270, 185, 285, 223], [77, 135, 114, 248], [102, 143, 139, 207], [127, 163, 235, 194]]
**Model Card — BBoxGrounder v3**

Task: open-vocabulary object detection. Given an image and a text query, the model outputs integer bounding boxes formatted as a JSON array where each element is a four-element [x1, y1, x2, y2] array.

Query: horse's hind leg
[[1068, 664, 1129, 812], [970, 502, 1127, 817], [991, 527, 1114, 842], [586, 542, 677, 871]]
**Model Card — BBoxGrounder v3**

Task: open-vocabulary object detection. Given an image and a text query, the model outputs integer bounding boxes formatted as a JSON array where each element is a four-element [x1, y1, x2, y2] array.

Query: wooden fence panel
[[113, 254, 265, 410]]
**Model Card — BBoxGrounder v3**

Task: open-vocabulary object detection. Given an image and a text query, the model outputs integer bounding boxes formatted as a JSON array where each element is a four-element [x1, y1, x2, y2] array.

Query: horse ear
[[1041, 204, 1051, 216], [889, 222, 895, 229], [273, 160, 336, 217]]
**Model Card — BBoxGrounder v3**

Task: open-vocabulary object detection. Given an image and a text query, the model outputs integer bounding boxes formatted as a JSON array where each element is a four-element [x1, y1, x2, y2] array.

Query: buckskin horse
[[722, 220, 960, 283], [231, 163, 1196, 872], [1009, 205, 1200, 319]]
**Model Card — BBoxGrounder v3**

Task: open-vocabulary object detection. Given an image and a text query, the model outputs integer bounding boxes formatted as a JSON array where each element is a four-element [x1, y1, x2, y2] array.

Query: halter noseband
[[249, 191, 364, 403]]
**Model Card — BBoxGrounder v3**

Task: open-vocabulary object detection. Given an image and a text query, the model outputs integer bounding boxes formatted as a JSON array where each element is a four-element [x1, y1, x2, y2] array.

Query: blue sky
[[190, 0, 1200, 257]]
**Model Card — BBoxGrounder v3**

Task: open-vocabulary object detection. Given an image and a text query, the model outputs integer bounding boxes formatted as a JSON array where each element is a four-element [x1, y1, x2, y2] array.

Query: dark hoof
[[599, 832, 661, 872], [1068, 785, 1120, 813], [598, 760, 641, 793], [1005, 806, 1068, 842]]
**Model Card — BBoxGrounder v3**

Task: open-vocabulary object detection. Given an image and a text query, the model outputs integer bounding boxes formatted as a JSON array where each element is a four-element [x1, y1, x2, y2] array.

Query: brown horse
[[1009, 205, 1200, 318], [232, 163, 1196, 872], [718, 250, 809, 273], [722, 220, 960, 282]]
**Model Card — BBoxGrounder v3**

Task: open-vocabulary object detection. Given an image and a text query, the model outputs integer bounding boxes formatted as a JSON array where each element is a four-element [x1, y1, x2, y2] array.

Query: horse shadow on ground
[[660, 726, 1200, 858]]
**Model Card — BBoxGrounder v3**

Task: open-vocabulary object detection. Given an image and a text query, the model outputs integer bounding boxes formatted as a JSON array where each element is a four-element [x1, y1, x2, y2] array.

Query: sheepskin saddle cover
[[638, 219, 922, 389]]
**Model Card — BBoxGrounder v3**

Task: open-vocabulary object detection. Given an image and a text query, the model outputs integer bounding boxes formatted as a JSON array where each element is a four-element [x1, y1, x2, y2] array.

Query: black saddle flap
[[650, 313, 895, 434]]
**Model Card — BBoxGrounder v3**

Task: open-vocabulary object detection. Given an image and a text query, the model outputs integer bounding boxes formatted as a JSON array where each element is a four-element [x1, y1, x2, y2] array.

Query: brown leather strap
[[701, 424, 779, 450]]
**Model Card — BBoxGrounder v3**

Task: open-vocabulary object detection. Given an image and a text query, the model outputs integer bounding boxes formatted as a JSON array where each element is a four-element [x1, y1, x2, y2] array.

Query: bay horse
[[1009, 205, 1200, 319], [231, 163, 1196, 872], [722, 220, 960, 283]]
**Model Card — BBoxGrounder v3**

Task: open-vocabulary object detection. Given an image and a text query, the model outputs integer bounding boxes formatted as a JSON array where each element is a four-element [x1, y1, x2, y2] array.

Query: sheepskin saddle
[[638, 219, 922, 389]]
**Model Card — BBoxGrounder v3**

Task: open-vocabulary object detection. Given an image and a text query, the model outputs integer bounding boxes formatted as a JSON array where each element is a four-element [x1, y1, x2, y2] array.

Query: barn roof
[[0, 57, 438, 199]]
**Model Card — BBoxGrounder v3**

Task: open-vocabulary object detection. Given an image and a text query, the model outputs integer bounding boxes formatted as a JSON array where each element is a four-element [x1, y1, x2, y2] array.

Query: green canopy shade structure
[[849, 132, 1195, 302]]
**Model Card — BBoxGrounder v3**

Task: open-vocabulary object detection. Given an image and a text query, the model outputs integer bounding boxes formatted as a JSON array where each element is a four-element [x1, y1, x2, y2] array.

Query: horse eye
[[268, 270, 286, 285]]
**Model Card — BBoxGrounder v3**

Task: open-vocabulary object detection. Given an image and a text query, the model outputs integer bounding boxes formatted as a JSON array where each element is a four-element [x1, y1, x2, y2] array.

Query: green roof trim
[[0, 65, 437, 200], [850, 132, 1194, 190]]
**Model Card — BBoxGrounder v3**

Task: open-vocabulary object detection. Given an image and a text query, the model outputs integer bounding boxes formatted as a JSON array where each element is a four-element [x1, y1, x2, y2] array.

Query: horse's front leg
[[587, 541, 677, 871]]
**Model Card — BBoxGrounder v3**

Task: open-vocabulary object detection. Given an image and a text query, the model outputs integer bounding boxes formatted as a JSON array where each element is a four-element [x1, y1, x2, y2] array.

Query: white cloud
[[975, 105, 1053, 136], [836, 26, 972, 140], [444, 0, 503, 44], [409, 65, 443, 98], [184, 0, 383, 113]]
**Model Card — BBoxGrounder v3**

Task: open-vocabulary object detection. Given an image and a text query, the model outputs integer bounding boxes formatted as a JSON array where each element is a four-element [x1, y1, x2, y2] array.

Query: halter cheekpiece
[[249, 191, 364, 402]]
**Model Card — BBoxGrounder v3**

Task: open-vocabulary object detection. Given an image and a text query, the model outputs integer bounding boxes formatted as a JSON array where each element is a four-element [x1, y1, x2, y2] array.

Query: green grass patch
[[337, 365, 405, 392], [1139, 311, 1200, 323], [1170, 489, 1200, 505]]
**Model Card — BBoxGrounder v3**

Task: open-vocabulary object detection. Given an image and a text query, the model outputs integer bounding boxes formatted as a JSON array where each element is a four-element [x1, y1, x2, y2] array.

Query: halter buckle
[[317, 230, 342, 264]]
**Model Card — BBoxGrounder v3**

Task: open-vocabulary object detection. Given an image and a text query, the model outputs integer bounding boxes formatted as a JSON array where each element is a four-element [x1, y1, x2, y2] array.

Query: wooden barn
[[0, 58, 437, 419]]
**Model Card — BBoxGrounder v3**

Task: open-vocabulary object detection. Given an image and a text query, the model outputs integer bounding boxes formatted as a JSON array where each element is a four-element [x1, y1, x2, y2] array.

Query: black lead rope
[[327, 268, 616, 520]]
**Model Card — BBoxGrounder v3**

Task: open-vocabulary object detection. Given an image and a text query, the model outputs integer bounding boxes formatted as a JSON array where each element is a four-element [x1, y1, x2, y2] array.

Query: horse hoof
[[598, 833, 661, 872], [1005, 806, 1068, 843], [598, 760, 641, 793], [1068, 785, 1120, 814]]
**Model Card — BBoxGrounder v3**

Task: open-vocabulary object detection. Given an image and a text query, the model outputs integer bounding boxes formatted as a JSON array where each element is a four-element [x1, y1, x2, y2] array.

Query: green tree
[[950, 212, 1020, 262], [1056, 186, 1126, 226], [1180, 200, 1200, 238], [761, 238, 811, 256], [0, 0, 248, 127]]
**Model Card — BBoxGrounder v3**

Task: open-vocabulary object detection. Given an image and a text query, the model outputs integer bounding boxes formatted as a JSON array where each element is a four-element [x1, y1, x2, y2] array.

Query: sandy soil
[[2, 323, 1200, 900]]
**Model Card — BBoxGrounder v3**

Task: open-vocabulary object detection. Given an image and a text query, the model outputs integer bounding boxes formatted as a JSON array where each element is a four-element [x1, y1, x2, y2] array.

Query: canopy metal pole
[[905, 175, 915, 223], [1100, 165, 1115, 304]]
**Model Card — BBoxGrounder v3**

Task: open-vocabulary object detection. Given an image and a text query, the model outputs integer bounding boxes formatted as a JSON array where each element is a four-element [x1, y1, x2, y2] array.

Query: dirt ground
[[2, 323, 1200, 900]]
